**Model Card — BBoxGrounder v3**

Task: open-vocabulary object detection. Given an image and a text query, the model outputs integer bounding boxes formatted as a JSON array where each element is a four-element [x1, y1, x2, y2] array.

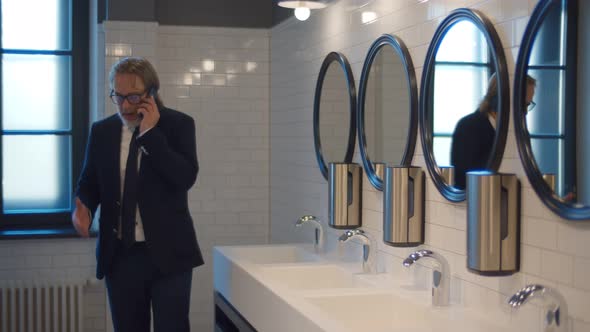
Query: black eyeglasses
[[110, 89, 149, 105], [526, 100, 536, 111]]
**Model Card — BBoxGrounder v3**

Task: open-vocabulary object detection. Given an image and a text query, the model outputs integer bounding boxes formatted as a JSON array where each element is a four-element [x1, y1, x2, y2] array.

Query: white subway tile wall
[[271, 0, 590, 331], [101, 23, 270, 331], [0, 22, 269, 332], [0, 239, 104, 332], [158, 24, 270, 331]]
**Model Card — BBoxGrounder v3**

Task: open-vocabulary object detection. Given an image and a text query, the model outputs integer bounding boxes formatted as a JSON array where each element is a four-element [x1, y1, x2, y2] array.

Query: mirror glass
[[314, 52, 356, 180], [433, 20, 490, 179], [420, 8, 509, 202], [319, 63, 352, 165], [514, 0, 590, 219], [358, 34, 417, 190]]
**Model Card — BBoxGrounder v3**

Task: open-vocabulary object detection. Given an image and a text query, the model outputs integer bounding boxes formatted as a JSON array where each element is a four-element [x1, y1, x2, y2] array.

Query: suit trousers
[[105, 241, 193, 332]]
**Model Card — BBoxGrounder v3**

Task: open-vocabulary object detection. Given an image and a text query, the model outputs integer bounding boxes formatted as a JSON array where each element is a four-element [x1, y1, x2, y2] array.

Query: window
[[432, 20, 491, 167], [0, 0, 89, 238]]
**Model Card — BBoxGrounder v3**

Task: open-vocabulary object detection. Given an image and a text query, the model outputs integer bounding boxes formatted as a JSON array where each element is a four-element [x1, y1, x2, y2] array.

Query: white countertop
[[213, 244, 519, 332]]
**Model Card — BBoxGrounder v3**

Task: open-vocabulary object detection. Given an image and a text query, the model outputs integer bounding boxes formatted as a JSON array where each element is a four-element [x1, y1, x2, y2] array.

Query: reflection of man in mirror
[[450, 74, 499, 190], [524, 75, 575, 202], [524, 75, 537, 115]]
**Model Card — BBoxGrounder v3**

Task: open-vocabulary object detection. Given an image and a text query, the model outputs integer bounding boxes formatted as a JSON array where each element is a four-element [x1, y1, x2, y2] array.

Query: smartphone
[[146, 87, 156, 98], [139, 87, 156, 119]]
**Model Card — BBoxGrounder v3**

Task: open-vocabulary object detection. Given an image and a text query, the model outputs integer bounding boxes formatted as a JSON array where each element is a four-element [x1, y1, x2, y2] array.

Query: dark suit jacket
[[450, 110, 495, 190], [76, 107, 204, 279]]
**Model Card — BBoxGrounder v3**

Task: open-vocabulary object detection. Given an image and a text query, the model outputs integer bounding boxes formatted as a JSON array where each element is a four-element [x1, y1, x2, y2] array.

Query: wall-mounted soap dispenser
[[383, 165, 425, 247], [439, 166, 455, 186], [328, 163, 362, 229], [374, 162, 386, 182], [466, 171, 520, 276], [542, 173, 556, 191]]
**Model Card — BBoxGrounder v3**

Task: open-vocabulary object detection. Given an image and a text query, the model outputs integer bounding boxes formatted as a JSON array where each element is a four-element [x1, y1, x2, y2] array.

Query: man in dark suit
[[72, 57, 203, 332]]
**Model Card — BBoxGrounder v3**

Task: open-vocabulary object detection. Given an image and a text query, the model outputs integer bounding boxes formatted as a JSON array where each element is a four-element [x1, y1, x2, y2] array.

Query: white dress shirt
[[120, 125, 146, 242], [488, 112, 496, 130]]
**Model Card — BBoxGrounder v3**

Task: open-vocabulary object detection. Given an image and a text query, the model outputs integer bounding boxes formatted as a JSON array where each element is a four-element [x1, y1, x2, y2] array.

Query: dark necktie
[[121, 128, 139, 247]]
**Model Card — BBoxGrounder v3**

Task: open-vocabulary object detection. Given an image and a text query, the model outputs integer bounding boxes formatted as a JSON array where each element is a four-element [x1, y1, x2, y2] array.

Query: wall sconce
[[276, 0, 327, 21]]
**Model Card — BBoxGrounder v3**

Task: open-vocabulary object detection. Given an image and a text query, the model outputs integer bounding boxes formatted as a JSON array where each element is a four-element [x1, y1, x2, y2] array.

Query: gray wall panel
[[106, 0, 156, 21], [99, 0, 291, 27]]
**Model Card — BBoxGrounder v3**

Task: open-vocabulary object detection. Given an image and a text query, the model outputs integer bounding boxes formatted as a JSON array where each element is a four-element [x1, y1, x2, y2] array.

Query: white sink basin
[[305, 292, 440, 331], [259, 265, 372, 290], [227, 245, 320, 264], [304, 292, 511, 332]]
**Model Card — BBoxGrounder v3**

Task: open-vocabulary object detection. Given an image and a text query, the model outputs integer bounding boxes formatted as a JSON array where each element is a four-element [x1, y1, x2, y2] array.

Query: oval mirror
[[514, 0, 590, 220], [313, 52, 357, 180], [420, 8, 510, 202], [358, 34, 418, 190]]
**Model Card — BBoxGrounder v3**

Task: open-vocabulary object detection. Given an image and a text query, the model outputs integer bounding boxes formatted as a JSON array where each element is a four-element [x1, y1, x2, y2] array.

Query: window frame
[[0, 0, 89, 239]]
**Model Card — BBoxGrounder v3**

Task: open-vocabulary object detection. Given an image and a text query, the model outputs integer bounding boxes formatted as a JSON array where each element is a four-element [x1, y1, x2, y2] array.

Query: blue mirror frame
[[358, 34, 418, 191], [514, 0, 590, 220], [313, 52, 357, 180], [419, 8, 510, 202]]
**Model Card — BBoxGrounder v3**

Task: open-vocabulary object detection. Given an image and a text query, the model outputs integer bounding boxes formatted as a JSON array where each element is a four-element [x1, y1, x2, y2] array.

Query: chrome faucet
[[403, 249, 450, 306], [338, 229, 377, 274], [295, 215, 324, 253], [508, 284, 568, 332]]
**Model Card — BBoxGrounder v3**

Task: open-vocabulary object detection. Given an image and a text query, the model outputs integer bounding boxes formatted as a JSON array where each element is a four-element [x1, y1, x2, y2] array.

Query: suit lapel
[[103, 116, 123, 200], [138, 107, 167, 175]]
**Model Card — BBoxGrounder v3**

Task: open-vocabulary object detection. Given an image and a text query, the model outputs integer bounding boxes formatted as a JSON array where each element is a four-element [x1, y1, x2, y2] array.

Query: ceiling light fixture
[[276, 1, 328, 21], [361, 11, 377, 24], [294, 7, 311, 20]]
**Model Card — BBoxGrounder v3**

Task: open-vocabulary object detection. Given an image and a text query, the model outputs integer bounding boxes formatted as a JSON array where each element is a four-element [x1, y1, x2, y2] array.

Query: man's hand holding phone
[[137, 91, 160, 134]]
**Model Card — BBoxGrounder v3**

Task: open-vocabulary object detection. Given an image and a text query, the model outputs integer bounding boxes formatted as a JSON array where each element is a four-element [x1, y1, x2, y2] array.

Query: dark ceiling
[[100, 0, 292, 28]]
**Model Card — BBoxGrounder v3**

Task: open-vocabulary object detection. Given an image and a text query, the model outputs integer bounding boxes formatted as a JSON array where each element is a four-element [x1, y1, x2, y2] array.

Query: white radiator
[[0, 280, 85, 332]]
